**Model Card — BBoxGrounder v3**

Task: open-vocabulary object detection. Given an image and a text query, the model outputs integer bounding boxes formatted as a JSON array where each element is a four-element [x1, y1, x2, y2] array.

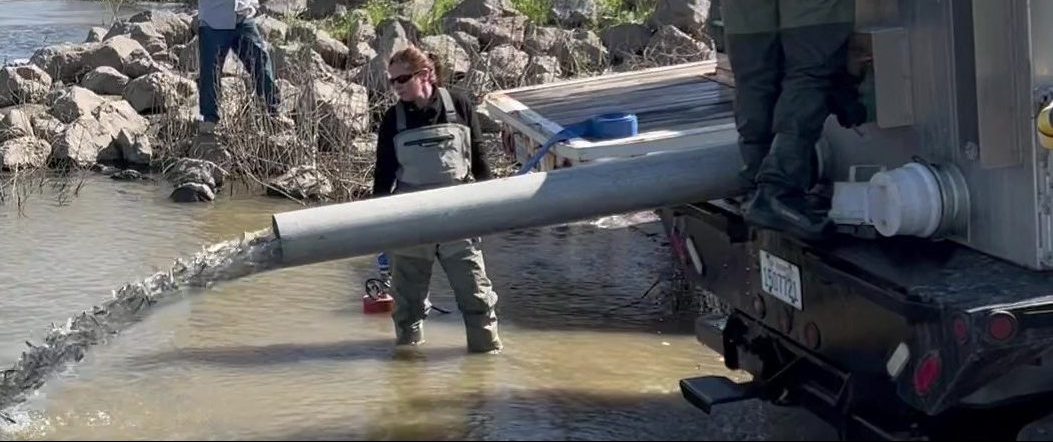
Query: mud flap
[[679, 376, 759, 414]]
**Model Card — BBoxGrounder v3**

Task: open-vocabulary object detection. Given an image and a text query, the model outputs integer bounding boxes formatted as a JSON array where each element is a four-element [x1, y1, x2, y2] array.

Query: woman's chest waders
[[393, 88, 473, 193], [385, 88, 503, 353]]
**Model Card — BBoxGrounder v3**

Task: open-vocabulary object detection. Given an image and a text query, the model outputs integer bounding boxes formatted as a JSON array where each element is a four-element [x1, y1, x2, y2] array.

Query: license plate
[[760, 250, 803, 310]]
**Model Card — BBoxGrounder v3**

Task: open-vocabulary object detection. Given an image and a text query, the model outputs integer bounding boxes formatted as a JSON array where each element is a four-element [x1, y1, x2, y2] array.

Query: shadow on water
[[497, 305, 699, 336], [468, 220, 700, 337], [265, 385, 833, 441], [121, 339, 471, 368], [389, 278, 701, 337], [272, 389, 714, 440]]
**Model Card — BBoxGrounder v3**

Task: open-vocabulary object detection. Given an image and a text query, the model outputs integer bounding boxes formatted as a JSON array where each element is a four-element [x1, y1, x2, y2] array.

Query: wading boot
[[464, 312, 502, 354], [395, 322, 424, 347]]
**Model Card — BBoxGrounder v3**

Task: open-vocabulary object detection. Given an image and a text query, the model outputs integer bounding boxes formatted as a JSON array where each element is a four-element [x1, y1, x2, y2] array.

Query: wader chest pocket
[[405, 135, 455, 148]]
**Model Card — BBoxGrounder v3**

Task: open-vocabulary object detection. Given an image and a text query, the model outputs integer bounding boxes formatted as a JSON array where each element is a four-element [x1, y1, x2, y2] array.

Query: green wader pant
[[388, 237, 502, 353], [722, 0, 855, 193]]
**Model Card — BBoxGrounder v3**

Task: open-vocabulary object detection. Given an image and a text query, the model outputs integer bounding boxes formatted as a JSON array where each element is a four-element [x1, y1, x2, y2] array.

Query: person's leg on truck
[[743, 0, 855, 241]]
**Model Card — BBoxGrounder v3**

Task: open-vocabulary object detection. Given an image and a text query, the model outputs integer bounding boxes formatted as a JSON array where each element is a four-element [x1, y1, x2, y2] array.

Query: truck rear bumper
[[685, 309, 919, 440], [663, 201, 1053, 439]]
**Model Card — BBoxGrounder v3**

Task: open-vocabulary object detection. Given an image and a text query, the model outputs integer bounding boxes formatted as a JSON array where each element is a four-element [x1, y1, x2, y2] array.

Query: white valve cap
[[866, 163, 943, 238]]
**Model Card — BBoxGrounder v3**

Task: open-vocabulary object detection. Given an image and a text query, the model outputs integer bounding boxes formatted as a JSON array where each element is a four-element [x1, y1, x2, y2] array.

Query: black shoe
[[744, 187, 833, 241]]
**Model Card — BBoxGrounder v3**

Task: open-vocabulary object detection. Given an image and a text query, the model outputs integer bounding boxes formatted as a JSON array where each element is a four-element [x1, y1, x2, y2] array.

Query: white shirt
[[199, 0, 258, 30]]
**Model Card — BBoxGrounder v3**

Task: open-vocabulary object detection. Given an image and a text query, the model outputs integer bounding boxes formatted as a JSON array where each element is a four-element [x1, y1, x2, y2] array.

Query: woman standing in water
[[371, 46, 503, 354]]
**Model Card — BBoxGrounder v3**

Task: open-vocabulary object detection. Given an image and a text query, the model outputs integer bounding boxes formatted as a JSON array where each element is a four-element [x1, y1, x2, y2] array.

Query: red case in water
[[363, 294, 395, 314]]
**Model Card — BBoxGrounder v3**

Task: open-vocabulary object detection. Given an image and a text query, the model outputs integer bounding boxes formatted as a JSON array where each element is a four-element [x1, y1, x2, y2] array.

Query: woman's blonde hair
[[389, 45, 445, 86]]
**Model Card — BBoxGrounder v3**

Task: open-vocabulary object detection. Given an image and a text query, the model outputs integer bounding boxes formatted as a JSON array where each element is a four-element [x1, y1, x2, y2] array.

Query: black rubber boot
[[395, 322, 424, 346], [744, 185, 833, 241]]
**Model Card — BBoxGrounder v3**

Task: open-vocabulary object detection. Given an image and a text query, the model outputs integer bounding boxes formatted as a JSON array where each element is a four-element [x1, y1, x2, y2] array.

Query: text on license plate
[[760, 250, 802, 310]]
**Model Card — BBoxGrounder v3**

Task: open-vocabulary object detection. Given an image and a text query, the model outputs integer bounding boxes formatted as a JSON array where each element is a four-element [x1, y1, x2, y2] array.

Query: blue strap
[[516, 112, 638, 175]]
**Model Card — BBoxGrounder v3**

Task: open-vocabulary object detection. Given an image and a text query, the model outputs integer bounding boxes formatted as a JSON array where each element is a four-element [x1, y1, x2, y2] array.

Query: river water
[[0, 0, 188, 63], [0, 1, 835, 439], [0, 175, 818, 440]]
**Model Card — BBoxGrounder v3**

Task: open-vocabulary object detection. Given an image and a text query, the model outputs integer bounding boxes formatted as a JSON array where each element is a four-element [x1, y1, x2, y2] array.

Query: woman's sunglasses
[[389, 70, 424, 85]]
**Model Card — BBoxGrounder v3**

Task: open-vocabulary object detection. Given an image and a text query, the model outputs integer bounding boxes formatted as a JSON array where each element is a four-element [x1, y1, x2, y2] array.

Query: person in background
[[371, 45, 503, 354], [196, 0, 288, 134]]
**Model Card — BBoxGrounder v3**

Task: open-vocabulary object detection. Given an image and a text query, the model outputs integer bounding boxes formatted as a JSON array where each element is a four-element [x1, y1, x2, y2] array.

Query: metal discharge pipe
[[271, 143, 744, 268]]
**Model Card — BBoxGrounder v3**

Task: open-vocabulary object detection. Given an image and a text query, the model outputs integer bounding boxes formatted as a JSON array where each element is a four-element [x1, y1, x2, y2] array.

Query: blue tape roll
[[588, 113, 638, 140], [517, 112, 639, 175]]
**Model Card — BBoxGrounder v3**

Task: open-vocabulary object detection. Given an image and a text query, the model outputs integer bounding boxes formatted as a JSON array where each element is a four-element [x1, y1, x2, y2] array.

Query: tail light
[[987, 311, 1018, 342], [913, 351, 942, 397], [669, 225, 687, 264], [804, 322, 821, 350], [753, 295, 766, 319], [951, 314, 970, 345]]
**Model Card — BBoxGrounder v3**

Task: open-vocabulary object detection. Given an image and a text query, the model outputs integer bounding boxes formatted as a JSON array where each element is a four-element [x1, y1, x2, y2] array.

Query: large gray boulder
[[115, 129, 153, 166], [261, 0, 309, 16], [442, 0, 520, 19], [0, 136, 51, 170], [0, 65, 52, 107], [31, 113, 66, 144], [297, 78, 369, 151], [313, 29, 352, 69], [122, 72, 197, 114], [553, 29, 608, 74], [523, 25, 562, 57], [50, 86, 106, 124], [85, 27, 108, 43], [444, 16, 527, 50], [650, 0, 710, 38], [420, 35, 471, 78], [644, 25, 712, 65], [127, 10, 194, 46], [81, 66, 130, 96], [256, 16, 290, 42], [524, 55, 561, 85], [266, 165, 334, 200], [30, 43, 94, 83], [94, 100, 149, 142], [0, 108, 35, 142], [357, 21, 413, 91], [271, 44, 333, 82], [482, 44, 529, 86], [84, 35, 163, 79], [551, 0, 598, 28], [51, 115, 114, 166], [165, 158, 227, 202], [602, 23, 653, 61]]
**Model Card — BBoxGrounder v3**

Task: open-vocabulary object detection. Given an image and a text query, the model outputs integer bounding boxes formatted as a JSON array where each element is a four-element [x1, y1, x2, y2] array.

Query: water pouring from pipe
[[0, 142, 743, 419]]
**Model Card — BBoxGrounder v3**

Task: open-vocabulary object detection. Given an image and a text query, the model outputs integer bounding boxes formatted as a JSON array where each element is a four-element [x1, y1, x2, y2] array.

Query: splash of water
[[0, 228, 284, 418], [590, 211, 661, 230]]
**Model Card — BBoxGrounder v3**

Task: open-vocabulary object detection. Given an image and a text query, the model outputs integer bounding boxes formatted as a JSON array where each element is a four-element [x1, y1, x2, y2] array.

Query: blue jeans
[[197, 19, 280, 123]]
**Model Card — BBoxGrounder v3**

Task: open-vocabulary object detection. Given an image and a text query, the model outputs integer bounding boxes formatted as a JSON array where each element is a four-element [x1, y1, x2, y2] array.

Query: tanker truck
[[270, 0, 1053, 439], [476, 1, 1053, 439]]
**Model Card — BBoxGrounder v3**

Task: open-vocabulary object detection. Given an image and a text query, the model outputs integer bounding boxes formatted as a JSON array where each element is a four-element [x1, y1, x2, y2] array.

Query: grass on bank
[[510, 0, 656, 28], [322, 0, 658, 41]]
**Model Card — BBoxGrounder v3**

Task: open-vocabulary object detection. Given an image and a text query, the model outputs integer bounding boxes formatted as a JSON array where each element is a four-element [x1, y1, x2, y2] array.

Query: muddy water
[[0, 175, 835, 440]]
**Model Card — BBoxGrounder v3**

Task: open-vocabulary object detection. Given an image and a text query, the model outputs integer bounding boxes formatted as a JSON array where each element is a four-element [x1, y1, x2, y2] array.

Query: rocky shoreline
[[0, 0, 714, 203]]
